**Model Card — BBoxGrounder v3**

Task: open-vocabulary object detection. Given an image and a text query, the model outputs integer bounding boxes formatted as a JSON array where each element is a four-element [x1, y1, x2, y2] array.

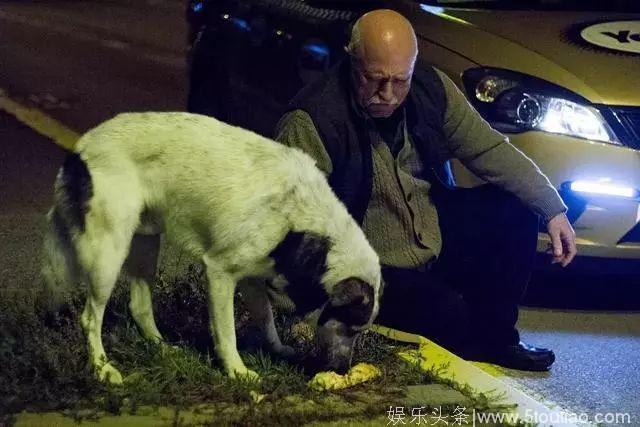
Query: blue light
[[570, 180, 637, 198], [419, 4, 445, 14], [192, 2, 203, 12], [303, 43, 329, 57], [231, 17, 250, 32]]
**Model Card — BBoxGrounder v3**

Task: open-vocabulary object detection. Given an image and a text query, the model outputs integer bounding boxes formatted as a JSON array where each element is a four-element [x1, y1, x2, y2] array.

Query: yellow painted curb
[[370, 324, 592, 427], [0, 88, 79, 150]]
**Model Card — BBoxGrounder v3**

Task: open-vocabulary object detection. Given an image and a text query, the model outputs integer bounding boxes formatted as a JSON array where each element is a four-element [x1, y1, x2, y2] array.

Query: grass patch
[[0, 263, 510, 426]]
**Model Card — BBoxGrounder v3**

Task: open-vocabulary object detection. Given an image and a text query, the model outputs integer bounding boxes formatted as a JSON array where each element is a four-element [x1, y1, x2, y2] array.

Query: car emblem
[[567, 20, 640, 56]]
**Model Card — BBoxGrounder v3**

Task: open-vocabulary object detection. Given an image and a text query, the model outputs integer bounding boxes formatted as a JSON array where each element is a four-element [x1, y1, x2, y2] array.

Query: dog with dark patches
[[41, 112, 381, 384]]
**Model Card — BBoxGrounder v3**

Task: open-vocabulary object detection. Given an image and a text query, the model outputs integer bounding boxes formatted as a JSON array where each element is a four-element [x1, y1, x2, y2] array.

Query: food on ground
[[308, 363, 381, 391]]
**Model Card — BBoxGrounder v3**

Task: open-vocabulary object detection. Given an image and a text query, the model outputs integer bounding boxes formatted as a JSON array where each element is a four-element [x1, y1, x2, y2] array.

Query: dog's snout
[[325, 356, 351, 375], [315, 318, 357, 373]]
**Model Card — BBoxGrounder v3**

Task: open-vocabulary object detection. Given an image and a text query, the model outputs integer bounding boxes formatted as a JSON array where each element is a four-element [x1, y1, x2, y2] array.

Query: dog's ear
[[270, 231, 330, 285], [269, 231, 331, 313], [322, 277, 374, 326]]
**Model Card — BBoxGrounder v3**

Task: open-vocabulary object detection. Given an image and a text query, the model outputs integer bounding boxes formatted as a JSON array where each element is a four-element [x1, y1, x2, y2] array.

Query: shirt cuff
[[532, 191, 568, 223]]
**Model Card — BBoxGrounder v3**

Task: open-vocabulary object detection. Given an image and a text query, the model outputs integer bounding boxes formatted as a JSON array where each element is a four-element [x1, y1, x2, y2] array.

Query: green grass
[[0, 263, 517, 426]]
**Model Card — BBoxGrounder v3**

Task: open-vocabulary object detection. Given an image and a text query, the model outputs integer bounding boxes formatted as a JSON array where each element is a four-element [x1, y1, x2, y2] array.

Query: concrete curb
[[371, 325, 593, 427]]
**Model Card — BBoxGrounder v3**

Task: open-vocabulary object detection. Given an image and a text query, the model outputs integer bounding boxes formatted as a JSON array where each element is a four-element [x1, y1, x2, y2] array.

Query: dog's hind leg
[[203, 258, 259, 381], [124, 234, 164, 343], [77, 226, 135, 385]]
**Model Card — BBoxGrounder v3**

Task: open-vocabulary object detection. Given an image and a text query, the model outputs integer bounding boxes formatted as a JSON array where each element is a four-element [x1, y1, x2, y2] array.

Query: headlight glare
[[463, 69, 619, 145], [569, 180, 637, 198], [537, 98, 614, 143]]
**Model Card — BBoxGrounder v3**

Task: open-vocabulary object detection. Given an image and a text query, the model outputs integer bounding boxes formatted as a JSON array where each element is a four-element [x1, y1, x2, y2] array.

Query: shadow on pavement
[[525, 257, 640, 311]]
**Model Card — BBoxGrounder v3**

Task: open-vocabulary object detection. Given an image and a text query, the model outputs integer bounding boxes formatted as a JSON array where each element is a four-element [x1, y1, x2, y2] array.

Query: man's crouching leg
[[375, 266, 471, 353], [434, 184, 555, 370]]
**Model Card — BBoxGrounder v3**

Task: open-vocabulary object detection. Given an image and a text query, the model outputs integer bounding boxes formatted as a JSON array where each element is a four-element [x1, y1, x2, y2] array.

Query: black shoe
[[461, 341, 555, 371]]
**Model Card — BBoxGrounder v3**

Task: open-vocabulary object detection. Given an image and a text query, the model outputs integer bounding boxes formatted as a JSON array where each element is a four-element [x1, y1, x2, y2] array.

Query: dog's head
[[314, 277, 377, 374], [269, 231, 380, 373]]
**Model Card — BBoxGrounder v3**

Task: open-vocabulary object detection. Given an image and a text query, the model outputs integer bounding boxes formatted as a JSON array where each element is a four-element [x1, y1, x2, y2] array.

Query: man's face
[[350, 54, 415, 119]]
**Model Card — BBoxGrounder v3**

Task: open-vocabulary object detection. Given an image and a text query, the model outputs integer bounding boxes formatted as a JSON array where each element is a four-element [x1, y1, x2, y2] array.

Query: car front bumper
[[452, 130, 640, 263]]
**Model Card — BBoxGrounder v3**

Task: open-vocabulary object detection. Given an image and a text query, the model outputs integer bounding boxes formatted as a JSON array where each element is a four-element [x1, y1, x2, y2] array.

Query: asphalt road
[[0, 112, 65, 292], [0, 2, 638, 425]]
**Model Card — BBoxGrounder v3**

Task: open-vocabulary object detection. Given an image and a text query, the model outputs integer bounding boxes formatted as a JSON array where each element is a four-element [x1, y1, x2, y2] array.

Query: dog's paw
[[97, 362, 123, 385], [229, 367, 260, 382], [240, 369, 261, 382]]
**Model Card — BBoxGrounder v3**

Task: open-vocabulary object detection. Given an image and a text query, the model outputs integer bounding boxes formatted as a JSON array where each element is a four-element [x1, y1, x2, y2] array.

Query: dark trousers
[[375, 184, 540, 353]]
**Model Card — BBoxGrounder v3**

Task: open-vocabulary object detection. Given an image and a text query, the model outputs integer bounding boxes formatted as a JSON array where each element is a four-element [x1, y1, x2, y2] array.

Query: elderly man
[[275, 9, 576, 371]]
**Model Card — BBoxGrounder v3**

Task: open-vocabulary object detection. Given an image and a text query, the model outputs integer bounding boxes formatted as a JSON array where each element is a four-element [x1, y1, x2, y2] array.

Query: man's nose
[[378, 81, 395, 103]]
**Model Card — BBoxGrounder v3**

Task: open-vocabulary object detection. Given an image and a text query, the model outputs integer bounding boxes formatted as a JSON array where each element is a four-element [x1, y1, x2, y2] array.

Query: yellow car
[[187, 0, 640, 269]]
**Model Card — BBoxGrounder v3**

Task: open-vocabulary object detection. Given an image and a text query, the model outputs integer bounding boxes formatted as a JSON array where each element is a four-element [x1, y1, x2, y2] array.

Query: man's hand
[[546, 213, 577, 267]]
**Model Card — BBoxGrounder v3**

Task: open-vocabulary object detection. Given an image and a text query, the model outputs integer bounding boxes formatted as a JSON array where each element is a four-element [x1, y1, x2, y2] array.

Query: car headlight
[[462, 68, 620, 145]]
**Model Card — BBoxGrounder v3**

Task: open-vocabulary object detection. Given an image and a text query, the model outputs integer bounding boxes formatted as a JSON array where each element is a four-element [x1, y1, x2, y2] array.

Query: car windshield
[[419, 0, 640, 12]]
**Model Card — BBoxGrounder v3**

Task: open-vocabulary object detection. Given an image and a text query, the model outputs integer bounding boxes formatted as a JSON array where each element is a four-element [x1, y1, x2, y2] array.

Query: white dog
[[42, 112, 381, 384]]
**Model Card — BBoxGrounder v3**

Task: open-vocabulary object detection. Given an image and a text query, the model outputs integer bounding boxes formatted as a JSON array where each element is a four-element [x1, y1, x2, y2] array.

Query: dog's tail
[[41, 152, 92, 309], [41, 207, 79, 308]]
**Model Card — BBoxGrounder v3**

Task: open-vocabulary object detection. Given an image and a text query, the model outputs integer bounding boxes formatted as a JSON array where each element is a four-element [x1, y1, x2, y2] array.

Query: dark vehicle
[[186, 0, 382, 135]]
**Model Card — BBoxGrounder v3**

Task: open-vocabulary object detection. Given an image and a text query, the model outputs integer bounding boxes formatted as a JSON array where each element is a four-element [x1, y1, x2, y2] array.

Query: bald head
[[346, 10, 418, 118], [347, 9, 418, 64]]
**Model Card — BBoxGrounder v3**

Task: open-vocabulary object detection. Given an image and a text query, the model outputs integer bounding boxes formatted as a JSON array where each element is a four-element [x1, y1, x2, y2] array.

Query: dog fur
[[42, 112, 381, 383]]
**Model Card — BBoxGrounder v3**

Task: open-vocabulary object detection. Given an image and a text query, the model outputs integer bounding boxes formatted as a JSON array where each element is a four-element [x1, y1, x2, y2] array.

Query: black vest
[[288, 60, 454, 224]]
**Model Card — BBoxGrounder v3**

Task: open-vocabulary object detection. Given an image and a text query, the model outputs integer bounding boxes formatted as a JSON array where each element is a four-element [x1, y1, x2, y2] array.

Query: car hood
[[412, 6, 640, 106]]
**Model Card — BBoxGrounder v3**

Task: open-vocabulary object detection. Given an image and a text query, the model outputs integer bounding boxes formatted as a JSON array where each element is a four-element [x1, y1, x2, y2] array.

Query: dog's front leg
[[204, 262, 259, 381]]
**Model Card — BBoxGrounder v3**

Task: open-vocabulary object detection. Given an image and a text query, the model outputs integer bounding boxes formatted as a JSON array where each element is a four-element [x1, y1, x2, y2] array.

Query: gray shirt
[[362, 117, 441, 268], [275, 68, 567, 268]]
